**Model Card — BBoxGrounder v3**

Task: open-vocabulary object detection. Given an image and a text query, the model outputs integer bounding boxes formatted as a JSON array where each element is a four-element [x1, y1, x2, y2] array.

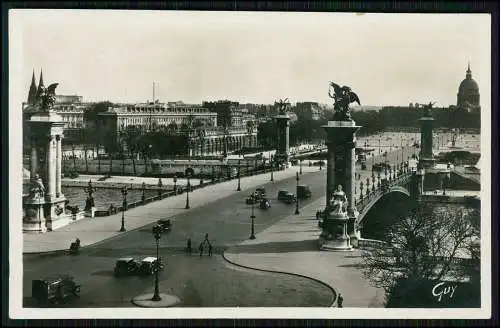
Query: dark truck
[[297, 185, 312, 199], [32, 275, 81, 305]]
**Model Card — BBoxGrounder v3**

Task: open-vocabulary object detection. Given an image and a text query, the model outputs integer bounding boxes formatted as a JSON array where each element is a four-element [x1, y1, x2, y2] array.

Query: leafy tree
[[361, 204, 480, 306], [84, 101, 114, 124]]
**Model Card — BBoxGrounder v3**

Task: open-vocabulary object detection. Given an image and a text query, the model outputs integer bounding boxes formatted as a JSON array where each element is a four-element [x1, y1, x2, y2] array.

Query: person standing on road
[[186, 238, 192, 256], [208, 242, 213, 257], [337, 293, 344, 308], [199, 242, 204, 257]]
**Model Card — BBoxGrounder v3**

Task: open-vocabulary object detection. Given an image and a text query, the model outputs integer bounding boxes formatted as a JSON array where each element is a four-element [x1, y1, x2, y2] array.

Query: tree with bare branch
[[361, 203, 480, 306]]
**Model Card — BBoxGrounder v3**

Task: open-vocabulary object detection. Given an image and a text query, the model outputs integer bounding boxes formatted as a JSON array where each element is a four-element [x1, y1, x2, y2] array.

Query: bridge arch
[[358, 186, 416, 241]]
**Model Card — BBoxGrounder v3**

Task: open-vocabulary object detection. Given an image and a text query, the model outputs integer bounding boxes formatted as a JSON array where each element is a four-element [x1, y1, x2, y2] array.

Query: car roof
[[117, 257, 135, 262], [141, 257, 158, 262]]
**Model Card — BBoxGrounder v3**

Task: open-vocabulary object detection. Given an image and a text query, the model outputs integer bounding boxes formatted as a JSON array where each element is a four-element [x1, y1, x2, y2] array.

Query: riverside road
[[23, 148, 407, 308]]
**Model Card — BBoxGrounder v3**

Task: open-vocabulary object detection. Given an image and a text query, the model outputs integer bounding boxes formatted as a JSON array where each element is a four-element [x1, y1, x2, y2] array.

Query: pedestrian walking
[[208, 242, 213, 257], [337, 293, 344, 308], [186, 238, 192, 256], [198, 242, 204, 257]]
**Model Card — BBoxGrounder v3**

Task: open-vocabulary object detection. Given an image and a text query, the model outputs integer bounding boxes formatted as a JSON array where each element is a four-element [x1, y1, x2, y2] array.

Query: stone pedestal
[[419, 116, 436, 169], [274, 114, 290, 164], [319, 212, 352, 251], [22, 197, 47, 233], [319, 120, 361, 251]]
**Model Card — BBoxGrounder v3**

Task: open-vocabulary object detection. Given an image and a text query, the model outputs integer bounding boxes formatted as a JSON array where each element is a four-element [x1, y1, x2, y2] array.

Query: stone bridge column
[[274, 114, 290, 164], [30, 138, 38, 179], [45, 135, 56, 199], [319, 120, 361, 251], [56, 134, 63, 197]]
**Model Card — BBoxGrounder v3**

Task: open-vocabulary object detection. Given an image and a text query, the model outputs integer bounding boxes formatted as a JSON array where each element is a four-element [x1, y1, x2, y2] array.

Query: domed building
[[456, 62, 480, 112]]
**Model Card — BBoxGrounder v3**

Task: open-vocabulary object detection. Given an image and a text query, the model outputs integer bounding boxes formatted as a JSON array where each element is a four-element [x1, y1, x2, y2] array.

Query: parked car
[[156, 219, 172, 233], [283, 192, 297, 204], [372, 162, 391, 172], [138, 257, 164, 275], [297, 185, 312, 199], [114, 257, 140, 277], [32, 275, 81, 305], [277, 189, 289, 201]]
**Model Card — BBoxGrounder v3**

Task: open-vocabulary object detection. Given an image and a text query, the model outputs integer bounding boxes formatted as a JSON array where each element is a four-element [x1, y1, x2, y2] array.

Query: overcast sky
[[13, 10, 491, 107]]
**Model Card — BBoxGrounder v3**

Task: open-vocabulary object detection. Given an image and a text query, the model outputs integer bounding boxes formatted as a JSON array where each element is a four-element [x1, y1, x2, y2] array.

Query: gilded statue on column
[[328, 82, 361, 121]]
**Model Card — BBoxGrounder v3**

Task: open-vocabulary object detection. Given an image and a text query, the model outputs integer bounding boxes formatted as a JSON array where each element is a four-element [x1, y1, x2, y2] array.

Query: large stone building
[[295, 102, 322, 120], [456, 62, 481, 112], [97, 100, 257, 156]]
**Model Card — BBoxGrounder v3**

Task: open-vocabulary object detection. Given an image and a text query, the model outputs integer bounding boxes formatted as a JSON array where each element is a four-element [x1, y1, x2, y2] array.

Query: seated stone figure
[[29, 174, 45, 199], [330, 185, 348, 215]]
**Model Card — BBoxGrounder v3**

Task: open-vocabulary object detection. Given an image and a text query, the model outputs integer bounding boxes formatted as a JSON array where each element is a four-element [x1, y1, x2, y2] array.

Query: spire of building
[[35, 68, 45, 102], [466, 61, 472, 79], [27, 69, 38, 105]]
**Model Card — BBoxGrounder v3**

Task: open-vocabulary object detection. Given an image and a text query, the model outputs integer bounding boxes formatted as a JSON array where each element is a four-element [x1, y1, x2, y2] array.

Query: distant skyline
[[14, 10, 491, 108]]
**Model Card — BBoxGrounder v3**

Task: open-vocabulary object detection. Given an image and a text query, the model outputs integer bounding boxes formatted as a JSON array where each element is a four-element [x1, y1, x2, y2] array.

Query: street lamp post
[[299, 159, 303, 175], [151, 224, 162, 301], [173, 175, 177, 193], [237, 159, 241, 191], [249, 197, 256, 240], [141, 182, 146, 203], [185, 173, 191, 209], [270, 155, 274, 182], [120, 186, 128, 232], [157, 178, 163, 198], [295, 172, 300, 215]]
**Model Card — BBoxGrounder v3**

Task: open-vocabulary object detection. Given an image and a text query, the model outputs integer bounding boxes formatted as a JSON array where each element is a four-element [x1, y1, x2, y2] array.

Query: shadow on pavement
[[227, 239, 319, 254]]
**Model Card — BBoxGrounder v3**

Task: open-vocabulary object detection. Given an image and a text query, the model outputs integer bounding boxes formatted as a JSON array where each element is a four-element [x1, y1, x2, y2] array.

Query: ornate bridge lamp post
[[371, 173, 375, 192], [173, 175, 178, 193], [295, 172, 300, 215], [377, 171, 381, 190], [270, 154, 274, 182], [249, 197, 256, 240], [84, 180, 97, 218], [366, 177, 370, 197], [299, 159, 303, 175], [185, 172, 191, 209], [359, 181, 364, 201], [151, 224, 162, 302], [237, 158, 241, 191], [120, 186, 128, 232]]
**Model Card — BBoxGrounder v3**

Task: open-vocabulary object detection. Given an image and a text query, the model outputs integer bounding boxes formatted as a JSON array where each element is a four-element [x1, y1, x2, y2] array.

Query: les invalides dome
[[456, 62, 480, 112]]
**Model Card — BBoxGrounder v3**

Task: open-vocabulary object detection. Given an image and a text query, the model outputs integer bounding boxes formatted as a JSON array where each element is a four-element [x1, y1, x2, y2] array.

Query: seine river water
[[23, 185, 158, 210]]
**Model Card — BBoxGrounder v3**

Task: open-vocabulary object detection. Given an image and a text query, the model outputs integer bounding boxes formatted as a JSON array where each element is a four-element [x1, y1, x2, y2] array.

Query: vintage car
[[246, 192, 263, 205], [283, 192, 297, 204], [114, 257, 140, 277], [156, 219, 172, 233], [259, 198, 271, 210], [297, 185, 312, 199], [255, 187, 266, 197], [138, 257, 164, 275], [277, 189, 289, 201], [32, 275, 81, 305]]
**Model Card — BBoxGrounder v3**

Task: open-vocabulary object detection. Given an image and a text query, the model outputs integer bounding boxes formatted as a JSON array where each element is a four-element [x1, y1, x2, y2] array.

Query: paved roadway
[[23, 145, 408, 308], [23, 169, 334, 308]]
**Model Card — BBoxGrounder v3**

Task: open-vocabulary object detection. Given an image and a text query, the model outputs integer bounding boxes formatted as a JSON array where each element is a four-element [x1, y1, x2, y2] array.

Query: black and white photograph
[[8, 9, 491, 319]]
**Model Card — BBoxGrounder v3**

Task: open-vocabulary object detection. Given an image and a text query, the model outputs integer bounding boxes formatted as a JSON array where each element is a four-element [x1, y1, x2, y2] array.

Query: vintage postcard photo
[[9, 10, 491, 319]]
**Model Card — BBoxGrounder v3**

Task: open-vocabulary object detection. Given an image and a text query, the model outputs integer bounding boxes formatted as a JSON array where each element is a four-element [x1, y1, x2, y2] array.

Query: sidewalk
[[23, 166, 320, 254], [223, 197, 386, 308]]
